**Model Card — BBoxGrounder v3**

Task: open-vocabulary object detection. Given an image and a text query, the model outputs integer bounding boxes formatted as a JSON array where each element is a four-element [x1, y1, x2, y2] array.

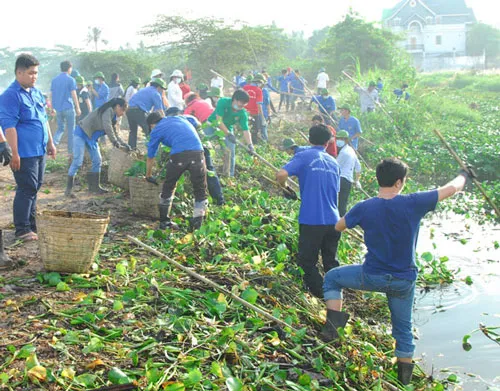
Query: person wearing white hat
[[151, 69, 163, 80], [168, 70, 185, 110]]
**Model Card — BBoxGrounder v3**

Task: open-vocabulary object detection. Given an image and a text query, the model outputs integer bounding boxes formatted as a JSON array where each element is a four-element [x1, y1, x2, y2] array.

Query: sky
[[0, 0, 497, 51]]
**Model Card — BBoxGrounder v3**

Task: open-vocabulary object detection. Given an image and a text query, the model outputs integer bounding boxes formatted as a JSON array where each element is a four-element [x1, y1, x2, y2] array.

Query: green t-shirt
[[207, 97, 249, 133]]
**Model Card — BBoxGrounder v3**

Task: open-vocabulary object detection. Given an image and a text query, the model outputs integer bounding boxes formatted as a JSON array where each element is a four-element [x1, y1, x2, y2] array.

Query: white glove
[[355, 181, 362, 190]]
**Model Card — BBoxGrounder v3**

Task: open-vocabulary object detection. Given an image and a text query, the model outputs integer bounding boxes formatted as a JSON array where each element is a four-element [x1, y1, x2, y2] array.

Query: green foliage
[[466, 23, 500, 67], [317, 11, 401, 75]]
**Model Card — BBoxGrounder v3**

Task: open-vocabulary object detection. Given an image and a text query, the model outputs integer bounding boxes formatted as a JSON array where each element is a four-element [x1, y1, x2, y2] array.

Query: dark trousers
[[298, 224, 341, 298], [250, 114, 264, 144], [126, 108, 149, 149], [12, 156, 46, 236], [161, 150, 207, 202], [338, 177, 352, 217], [204, 147, 224, 205], [279, 93, 289, 111]]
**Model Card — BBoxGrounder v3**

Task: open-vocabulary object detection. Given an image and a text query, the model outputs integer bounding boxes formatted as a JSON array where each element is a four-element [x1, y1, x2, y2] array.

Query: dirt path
[[0, 133, 153, 280]]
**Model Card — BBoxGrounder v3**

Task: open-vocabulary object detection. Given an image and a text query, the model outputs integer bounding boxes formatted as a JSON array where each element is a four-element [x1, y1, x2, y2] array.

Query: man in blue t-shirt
[[394, 83, 410, 102], [277, 69, 290, 112], [309, 89, 336, 125], [321, 157, 472, 385], [145, 108, 208, 231], [276, 125, 341, 298], [51, 60, 81, 154], [338, 105, 362, 150], [0, 54, 57, 242]]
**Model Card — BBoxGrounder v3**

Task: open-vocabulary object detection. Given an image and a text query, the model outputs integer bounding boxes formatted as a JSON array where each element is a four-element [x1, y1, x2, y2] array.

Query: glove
[[247, 144, 255, 155], [355, 181, 362, 190], [146, 176, 159, 185], [459, 165, 477, 180], [0, 142, 12, 166], [226, 133, 237, 144]]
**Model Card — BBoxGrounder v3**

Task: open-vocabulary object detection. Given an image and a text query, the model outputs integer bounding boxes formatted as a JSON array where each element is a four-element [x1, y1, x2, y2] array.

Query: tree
[[467, 23, 500, 67], [87, 27, 109, 52], [317, 11, 400, 75], [142, 15, 287, 83]]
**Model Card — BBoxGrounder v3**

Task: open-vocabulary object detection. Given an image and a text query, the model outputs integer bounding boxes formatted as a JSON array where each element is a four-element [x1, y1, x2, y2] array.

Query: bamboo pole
[[433, 129, 500, 219], [127, 235, 300, 333], [235, 139, 299, 190]]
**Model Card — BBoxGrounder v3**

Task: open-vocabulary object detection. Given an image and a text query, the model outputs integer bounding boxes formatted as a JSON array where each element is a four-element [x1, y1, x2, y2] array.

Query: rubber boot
[[158, 200, 178, 230], [0, 230, 13, 270], [87, 172, 108, 194], [319, 309, 350, 341], [190, 216, 204, 231], [397, 361, 415, 385], [65, 175, 76, 198]]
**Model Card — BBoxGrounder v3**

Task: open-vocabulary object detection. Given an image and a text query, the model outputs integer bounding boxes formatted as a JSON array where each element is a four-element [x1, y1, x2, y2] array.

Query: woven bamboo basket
[[37, 210, 110, 273], [129, 177, 160, 219], [108, 148, 137, 191]]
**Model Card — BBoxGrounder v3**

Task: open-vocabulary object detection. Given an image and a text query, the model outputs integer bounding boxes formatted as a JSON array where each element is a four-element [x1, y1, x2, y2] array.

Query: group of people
[[0, 54, 471, 388]]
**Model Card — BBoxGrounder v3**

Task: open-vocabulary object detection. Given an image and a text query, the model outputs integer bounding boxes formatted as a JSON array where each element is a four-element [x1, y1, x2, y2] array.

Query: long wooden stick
[[235, 140, 299, 190], [209, 69, 236, 88], [433, 129, 500, 218], [127, 235, 299, 333]]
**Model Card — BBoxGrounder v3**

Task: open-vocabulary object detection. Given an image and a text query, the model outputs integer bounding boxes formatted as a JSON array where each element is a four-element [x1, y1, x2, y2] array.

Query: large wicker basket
[[108, 148, 137, 191], [129, 177, 160, 219], [37, 211, 110, 273]]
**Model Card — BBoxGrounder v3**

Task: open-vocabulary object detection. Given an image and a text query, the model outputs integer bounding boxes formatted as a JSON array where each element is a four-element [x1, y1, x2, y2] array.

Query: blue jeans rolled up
[[323, 264, 416, 358], [68, 126, 103, 177], [53, 108, 76, 154]]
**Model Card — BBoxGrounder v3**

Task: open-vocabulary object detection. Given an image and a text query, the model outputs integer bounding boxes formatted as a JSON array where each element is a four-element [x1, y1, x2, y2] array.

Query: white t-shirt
[[124, 85, 137, 102], [316, 72, 329, 88], [337, 145, 361, 183], [211, 76, 223, 89], [167, 81, 184, 109], [355, 87, 379, 113]]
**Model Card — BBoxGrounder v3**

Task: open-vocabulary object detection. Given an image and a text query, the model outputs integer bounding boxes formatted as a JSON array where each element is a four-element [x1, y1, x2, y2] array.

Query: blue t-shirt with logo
[[51, 73, 77, 112], [338, 116, 362, 150], [147, 116, 203, 158], [345, 190, 438, 281], [283, 146, 340, 225]]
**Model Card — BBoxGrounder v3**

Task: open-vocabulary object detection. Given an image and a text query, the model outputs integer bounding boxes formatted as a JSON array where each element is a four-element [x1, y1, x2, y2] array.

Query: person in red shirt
[[184, 92, 213, 123], [243, 74, 265, 144], [179, 77, 191, 99], [312, 114, 337, 157]]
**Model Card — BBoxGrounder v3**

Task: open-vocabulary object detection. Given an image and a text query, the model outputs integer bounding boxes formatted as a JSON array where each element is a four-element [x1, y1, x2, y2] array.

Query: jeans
[[324, 264, 416, 358], [53, 108, 75, 154], [298, 224, 341, 298], [68, 130, 102, 177], [279, 93, 289, 111], [12, 155, 46, 236], [338, 177, 352, 217], [224, 137, 236, 177], [126, 108, 149, 149]]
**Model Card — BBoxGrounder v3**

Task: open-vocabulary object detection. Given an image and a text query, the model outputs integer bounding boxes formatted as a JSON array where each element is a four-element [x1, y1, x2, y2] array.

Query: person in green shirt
[[206, 90, 254, 176]]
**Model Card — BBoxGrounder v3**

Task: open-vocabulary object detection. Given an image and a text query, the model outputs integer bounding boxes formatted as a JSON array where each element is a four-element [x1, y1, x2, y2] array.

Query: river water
[[415, 213, 500, 390]]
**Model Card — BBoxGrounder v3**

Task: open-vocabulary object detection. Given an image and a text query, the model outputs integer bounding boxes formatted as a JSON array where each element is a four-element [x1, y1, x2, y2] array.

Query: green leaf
[[25, 353, 40, 370], [17, 345, 36, 359], [241, 287, 258, 304], [298, 373, 311, 385], [184, 368, 202, 387], [447, 374, 458, 382], [0, 373, 10, 385], [56, 281, 71, 292], [113, 300, 124, 311], [464, 276, 473, 285], [116, 263, 127, 276], [108, 367, 131, 385], [164, 382, 185, 391], [74, 373, 96, 387], [421, 252, 433, 262], [226, 377, 243, 391]]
